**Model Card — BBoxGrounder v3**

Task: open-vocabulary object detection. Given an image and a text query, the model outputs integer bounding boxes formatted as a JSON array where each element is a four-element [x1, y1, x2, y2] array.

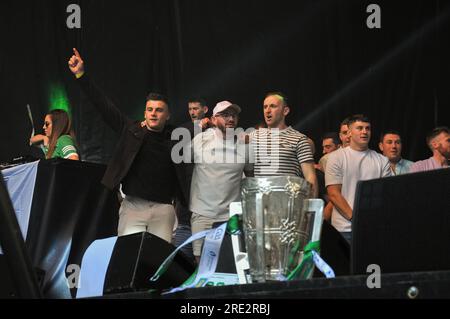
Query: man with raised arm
[[68, 48, 185, 243]]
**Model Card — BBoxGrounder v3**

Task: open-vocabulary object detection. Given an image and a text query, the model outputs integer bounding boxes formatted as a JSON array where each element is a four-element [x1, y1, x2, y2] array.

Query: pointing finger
[[73, 48, 81, 58]]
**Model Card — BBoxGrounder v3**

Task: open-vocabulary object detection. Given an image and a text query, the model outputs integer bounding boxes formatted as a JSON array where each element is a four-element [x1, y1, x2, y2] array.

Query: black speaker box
[[352, 168, 450, 275], [0, 256, 46, 298], [0, 255, 17, 298], [103, 232, 196, 294], [164, 269, 450, 299], [313, 220, 350, 277]]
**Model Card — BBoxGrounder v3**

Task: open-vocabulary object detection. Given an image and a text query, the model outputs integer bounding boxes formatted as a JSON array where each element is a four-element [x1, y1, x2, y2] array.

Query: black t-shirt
[[122, 129, 177, 204]]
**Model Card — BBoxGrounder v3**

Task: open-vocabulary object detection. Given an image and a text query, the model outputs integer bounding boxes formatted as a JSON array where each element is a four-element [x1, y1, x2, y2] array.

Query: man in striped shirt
[[250, 92, 318, 197]]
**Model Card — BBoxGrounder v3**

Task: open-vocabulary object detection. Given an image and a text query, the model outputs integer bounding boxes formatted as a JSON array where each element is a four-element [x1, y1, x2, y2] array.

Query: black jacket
[[77, 74, 188, 205]]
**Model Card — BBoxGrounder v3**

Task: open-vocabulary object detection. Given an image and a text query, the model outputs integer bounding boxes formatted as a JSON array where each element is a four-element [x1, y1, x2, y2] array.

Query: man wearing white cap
[[189, 101, 253, 263]]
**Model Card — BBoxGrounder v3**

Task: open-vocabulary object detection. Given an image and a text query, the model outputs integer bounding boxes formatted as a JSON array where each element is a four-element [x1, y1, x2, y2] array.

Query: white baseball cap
[[212, 100, 241, 116]]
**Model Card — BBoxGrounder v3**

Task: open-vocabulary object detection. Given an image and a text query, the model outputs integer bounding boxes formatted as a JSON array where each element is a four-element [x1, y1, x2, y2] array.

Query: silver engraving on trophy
[[240, 176, 323, 283]]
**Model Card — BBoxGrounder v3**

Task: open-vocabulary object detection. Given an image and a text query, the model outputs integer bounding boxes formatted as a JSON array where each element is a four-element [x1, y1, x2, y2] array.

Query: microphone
[[26, 104, 35, 145]]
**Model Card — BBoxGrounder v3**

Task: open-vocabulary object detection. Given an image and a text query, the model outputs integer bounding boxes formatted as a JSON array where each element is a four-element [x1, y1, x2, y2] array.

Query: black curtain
[[1, 0, 449, 164]]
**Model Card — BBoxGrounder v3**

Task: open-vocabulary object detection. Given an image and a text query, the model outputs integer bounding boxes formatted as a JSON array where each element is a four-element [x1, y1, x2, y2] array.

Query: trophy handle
[[229, 202, 250, 284], [305, 199, 324, 244]]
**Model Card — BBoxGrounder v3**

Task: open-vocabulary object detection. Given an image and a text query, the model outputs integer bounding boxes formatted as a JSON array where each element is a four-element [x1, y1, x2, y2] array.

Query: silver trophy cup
[[240, 176, 324, 282]]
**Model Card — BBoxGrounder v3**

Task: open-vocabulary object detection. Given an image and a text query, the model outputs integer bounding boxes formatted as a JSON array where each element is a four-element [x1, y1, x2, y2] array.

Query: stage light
[[49, 83, 70, 113]]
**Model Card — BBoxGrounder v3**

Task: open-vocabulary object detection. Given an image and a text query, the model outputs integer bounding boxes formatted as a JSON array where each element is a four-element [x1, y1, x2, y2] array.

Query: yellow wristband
[[75, 71, 84, 79]]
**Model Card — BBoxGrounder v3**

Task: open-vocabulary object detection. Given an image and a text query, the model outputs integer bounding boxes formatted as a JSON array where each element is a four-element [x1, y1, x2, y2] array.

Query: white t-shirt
[[190, 128, 252, 219], [325, 147, 391, 232]]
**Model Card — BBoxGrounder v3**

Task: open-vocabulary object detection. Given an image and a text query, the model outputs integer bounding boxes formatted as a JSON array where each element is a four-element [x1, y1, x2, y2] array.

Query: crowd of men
[[67, 48, 449, 263]]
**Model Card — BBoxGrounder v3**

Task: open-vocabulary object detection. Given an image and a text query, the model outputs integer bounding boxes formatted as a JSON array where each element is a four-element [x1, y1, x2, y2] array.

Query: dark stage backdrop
[[1, 0, 449, 164]]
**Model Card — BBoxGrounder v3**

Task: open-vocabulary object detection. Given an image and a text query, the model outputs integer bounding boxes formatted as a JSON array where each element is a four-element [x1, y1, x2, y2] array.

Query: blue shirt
[[392, 158, 413, 175]]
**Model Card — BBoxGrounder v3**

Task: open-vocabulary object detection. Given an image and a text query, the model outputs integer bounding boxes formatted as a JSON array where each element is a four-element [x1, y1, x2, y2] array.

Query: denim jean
[[174, 223, 194, 260], [340, 231, 352, 245]]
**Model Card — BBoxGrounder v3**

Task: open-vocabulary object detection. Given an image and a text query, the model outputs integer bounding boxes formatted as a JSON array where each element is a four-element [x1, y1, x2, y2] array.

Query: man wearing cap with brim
[[189, 101, 253, 263]]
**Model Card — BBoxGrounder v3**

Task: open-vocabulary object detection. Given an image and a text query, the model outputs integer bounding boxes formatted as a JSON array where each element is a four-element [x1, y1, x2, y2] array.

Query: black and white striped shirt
[[250, 126, 314, 177]]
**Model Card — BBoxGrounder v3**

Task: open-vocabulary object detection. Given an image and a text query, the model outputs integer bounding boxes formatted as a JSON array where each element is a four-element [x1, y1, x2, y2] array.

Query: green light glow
[[49, 83, 70, 113]]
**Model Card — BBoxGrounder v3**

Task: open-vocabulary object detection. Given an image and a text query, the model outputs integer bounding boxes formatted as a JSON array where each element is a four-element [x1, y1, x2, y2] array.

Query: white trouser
[[117, 195, 175, 243]]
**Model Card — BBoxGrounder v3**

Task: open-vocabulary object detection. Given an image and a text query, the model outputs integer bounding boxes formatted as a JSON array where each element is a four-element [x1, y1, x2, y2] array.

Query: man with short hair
[[250, 92, 318, 197], [378, 130, 413, 175], [410, 126, 449, 173], [317, 131, 342, 219], [320, 118, 350, 172], [320, 118, 352, 221], [190, 101, 253, 262], [325, 114, 391, 243], [188, 97, 209, 122], [68, 48, 183, 243], [339, 117, 351, 148], [318, 131, 342, 172], [173, 97, 209, 260], [322, 132, 341, 155]]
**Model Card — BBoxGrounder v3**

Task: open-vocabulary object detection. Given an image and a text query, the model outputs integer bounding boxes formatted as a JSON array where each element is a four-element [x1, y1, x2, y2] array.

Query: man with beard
[[410, 126, 449, 172], [189, 101, 253, 263]]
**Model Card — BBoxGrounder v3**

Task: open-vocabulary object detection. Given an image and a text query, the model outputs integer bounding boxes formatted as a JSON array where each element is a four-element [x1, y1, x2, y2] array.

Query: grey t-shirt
[[325, 147, 391, 232]]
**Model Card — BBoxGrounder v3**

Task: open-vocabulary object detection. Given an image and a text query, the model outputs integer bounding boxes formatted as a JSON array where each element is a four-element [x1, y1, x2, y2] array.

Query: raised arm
[[68, 48, 129, 132], [68, 48, 85, 77]]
